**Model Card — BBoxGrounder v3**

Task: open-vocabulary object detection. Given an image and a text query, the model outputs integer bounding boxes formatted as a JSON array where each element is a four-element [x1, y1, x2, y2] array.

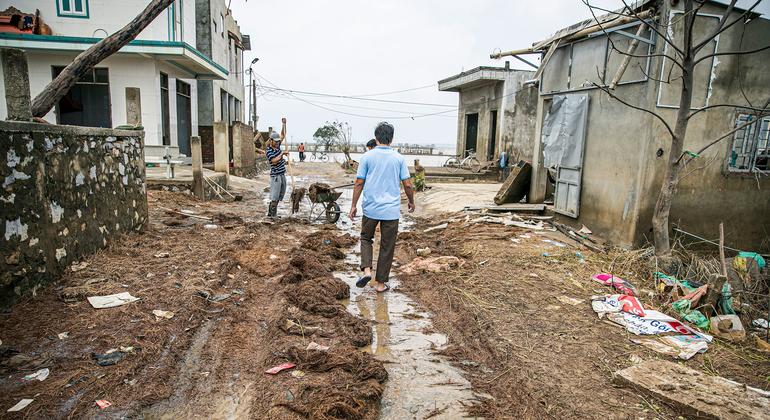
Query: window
[[57, 0, 89, 18], [213, 18, 217, 35], [234, 98, 241, 122], [53, 66, 110, 128], [220, 14, 225, 37], [728, 114, 770, 173]]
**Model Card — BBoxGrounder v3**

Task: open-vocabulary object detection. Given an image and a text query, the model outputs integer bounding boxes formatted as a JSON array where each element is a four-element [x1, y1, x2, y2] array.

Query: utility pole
[[247, 57, 259, 130]]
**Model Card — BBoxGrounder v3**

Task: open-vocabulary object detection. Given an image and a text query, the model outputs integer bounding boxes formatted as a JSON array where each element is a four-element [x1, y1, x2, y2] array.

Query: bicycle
[[309, 150, 329, 162], [444, 149, 481, 173]]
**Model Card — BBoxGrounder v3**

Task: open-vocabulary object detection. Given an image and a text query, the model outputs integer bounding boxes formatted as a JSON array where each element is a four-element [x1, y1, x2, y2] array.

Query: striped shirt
[[266, 146, 286, 175]]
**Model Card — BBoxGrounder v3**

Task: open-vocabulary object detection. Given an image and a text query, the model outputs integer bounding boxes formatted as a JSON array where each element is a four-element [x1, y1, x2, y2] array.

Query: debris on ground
[[57, 332, 69, 340], [22, 368, 49, 382], [95, 399, 112, 409], [591, 294, 645, 317], [265, 362, 296, 375], [154, 251, 170, 258], [306, 342, 329, 351], [399, 256, 464, 275], [416, 247, 431, 257], [592, 273, 638, 296], [87, 292, 140, 308], [152, 310, 175, 319], [542, 239, 566, 247], [70, 261, 89, 272], [755, 335, 770, 353], [423, 222, 448, 233], [614, 359, 770, 418], [7, 398, 33, 412], [709, 315, 745, 342], [92, 349, 131, 366]]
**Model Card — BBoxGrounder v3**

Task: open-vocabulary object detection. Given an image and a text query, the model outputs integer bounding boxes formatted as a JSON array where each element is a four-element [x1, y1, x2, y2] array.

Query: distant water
[[287, 151, 451, 167]]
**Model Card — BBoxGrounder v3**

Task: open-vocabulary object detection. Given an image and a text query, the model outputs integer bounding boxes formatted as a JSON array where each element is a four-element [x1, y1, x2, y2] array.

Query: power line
[[253, 76, 455, 108], [259, 90, 456, 117], [350, 83, 437, 97], [254, 74, 458, 119]]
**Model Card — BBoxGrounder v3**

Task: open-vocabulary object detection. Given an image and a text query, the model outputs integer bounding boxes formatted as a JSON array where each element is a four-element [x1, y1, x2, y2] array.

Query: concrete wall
[[530, 2, 770, 251], [499, 72, 538, 162], [0, 121, 148, 307], [0, 52, 199, 149]]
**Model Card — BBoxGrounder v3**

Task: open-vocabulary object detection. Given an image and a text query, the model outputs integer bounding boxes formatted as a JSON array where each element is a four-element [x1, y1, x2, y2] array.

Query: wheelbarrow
[[307, 189, 343, 223]]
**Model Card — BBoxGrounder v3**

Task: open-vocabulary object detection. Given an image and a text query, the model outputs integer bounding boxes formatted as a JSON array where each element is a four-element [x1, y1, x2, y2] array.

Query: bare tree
[[582, 0, 770, 259], [31, 0, 175, 118], [312, 120, 353, 160]]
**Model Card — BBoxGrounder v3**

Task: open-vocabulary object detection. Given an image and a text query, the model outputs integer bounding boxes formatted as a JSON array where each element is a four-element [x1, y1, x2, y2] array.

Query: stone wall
[[231, 122, 255, 177], [0, 121, 148, 307]]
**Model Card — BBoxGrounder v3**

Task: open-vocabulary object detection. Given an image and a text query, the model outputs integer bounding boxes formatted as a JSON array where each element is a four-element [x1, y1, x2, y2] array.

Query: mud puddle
[[335, 224, 485, 419]]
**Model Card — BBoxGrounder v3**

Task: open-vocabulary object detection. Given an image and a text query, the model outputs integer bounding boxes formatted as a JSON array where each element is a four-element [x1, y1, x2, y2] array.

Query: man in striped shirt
[[266, 118, 288, 218]]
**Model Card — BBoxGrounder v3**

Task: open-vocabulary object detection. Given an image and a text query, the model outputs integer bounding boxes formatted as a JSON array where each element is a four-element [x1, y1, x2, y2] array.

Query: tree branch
[[620, 0, 686, 57], [693, 43, 770, 66], [593, 82, 675, 138], [693, 0, 762, 53], [687, 102, 770, 120]]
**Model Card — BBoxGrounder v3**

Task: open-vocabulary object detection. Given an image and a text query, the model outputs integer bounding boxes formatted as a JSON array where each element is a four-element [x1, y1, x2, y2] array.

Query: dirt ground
[[393, 218, 770, 418], [0, 164, 382, 419], [2, 162, 768, 419]]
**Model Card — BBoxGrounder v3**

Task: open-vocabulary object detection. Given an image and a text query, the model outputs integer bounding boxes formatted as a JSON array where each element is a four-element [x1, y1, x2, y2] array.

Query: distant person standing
[[349, 122, 415, 292], [265, 118, 288, 218], [298, 142, 306, 162], [366, 138, 376, 151]]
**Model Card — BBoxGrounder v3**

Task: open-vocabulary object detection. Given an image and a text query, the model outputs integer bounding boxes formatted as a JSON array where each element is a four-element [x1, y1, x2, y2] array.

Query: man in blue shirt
[[349, 122, 415, 292], [265, 118, 288, 218]]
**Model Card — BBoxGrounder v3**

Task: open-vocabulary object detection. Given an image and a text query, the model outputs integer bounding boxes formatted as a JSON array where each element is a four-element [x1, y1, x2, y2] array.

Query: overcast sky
[[229, 0, 768, 148]]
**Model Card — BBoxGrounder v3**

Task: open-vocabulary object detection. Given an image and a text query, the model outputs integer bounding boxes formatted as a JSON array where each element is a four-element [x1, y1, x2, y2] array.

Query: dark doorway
[[176, 80, 192, 156], [465, 113, 478, 156], [488, 110, 498, 160], [53, 66, 111, 128], [160, 73, 170, 145]]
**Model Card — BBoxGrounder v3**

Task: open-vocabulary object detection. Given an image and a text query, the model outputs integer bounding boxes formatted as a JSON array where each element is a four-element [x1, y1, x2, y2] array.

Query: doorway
[[465, 113, 478, 157], [488, 110, 498, 160], [160, 73, 170, 145], [176, 79, 192, 156]]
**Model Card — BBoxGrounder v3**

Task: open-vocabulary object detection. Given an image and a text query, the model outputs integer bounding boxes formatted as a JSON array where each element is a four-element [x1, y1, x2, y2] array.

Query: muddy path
[[333, 223, 487, 419]]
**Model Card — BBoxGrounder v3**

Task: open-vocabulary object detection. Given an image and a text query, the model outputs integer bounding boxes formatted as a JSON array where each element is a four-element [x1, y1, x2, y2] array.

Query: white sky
[[229, 0, 768, 147]]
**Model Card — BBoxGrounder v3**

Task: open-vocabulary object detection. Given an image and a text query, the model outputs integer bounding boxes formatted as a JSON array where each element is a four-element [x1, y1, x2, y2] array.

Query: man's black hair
[[374, 122, 394, 145], [366, 139, 377, 149]]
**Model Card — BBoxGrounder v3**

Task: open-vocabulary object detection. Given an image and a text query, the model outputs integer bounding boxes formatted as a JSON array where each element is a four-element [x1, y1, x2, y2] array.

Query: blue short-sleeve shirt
[[356, 146, 411, 221]]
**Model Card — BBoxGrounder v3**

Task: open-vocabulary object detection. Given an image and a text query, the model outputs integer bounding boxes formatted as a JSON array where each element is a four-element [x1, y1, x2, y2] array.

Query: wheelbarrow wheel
[[325, 201, 341, 223]]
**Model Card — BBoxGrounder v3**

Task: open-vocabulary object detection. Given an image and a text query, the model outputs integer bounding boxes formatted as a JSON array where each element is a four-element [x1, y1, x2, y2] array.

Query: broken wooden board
[[494, 160, 532, 205], [463, 203, 545, 213], [614, 360, 770, 419]]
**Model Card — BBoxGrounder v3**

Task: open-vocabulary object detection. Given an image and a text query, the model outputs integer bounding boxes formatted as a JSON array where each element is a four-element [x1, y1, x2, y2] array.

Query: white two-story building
[[0, 0, 247, 159]]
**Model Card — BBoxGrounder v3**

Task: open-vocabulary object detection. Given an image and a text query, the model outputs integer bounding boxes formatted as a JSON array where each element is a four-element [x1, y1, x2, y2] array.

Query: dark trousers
[[360, 215, 399, 283]]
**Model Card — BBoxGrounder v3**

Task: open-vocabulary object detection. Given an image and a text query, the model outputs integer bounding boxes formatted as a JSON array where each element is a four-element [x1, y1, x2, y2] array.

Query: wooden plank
[[532, 39, 561, 81], [463, 203, 545, 212], [494, 160, 532, 205], [614, 360, 770, 419]]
